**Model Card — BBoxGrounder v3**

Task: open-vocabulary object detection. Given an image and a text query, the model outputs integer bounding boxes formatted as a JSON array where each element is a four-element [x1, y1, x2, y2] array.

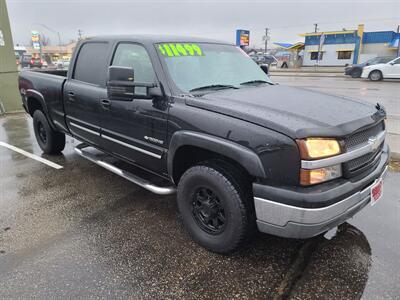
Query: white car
[[361, 57, 400, 81], [54, 59, 70, 70]]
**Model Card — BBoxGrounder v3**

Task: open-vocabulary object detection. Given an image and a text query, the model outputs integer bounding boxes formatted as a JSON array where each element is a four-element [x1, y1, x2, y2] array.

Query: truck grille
[[344, 121, 384, 151], [343, 121, 385, 177]]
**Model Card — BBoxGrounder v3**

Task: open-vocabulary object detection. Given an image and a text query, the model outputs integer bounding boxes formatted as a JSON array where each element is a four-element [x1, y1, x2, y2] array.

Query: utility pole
[[314, 23, 319, 33], [264, 28, 269, 53], [397, 25, 400, 57], [78, 29, 83, 40]]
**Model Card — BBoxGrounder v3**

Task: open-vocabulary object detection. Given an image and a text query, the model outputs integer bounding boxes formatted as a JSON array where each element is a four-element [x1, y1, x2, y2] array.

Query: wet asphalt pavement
[[0, 105, 399, 298]]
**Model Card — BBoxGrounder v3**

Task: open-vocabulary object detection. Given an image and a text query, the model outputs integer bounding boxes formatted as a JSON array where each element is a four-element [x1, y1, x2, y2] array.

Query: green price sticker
[[158, 43, 204, 57]]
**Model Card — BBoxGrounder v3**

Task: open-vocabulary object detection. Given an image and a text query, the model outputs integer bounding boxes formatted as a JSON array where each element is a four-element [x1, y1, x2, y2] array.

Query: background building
[[26, 41, 76, 63], [301, 25, 400, 67]]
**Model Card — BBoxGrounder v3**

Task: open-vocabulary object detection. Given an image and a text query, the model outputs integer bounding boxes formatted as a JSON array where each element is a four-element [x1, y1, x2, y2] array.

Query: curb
[[391, 152, 400, 160], [270, 73, 345, 78]]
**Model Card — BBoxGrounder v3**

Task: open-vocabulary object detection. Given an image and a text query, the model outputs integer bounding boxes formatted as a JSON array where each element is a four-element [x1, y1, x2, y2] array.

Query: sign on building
[[236, 29, 250, 47]]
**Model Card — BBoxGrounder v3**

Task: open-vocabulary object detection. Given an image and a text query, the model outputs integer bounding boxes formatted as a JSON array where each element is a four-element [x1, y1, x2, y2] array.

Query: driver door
[[99, 42, 169, 174]]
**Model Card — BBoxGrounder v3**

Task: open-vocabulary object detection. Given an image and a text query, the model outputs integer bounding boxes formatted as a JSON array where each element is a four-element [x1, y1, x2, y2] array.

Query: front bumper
[[361, 69, 370, 78], [344, 67, 353, 75], [254, 144, 389, 239]]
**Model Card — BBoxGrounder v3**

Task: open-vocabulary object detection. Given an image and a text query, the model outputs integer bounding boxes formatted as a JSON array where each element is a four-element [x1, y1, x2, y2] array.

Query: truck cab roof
[[84, 34, 232, 46]]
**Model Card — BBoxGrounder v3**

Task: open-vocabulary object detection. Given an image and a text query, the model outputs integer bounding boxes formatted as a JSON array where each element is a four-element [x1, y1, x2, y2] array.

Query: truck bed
[[27, 68, 68, 77], [19, 69, 69, 133]]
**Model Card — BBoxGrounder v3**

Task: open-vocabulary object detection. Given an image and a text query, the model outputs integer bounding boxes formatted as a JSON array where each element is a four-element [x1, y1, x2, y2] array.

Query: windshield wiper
[[240, 80, 272, 86], [189, 84, 238, 93]]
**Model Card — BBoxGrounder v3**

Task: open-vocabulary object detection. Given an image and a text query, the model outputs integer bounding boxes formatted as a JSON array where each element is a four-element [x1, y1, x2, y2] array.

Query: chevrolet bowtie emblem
[[369, 136, 380, 151]]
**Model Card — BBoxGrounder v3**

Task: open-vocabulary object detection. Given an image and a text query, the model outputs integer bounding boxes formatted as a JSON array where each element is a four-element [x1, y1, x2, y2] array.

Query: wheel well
[[369, 69, 382, 77], [172, 145, 253, 184], [27, 97, 44, 116]]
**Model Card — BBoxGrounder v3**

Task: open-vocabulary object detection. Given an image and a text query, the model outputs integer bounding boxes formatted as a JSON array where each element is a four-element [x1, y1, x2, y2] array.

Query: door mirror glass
[[107, 66, 160, 101], [109, 65, 135, 82], [107, 66, 135, 101]]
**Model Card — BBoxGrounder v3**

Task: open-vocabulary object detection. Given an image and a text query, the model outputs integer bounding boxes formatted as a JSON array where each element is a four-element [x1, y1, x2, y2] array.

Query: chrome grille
[[344, 122, 384, 151], [346, 143, 383, 172], [343, 121, 385, 177]]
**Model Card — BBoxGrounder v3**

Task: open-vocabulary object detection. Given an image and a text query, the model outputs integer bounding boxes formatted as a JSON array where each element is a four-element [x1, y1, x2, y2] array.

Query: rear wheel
[[177, 160, 255, 253], [33, 110, 65, 154], [369, 70, 383, 81]]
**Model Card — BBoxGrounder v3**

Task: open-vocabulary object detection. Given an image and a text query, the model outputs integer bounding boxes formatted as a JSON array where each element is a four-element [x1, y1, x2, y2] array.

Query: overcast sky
[[6, 0, 400, 48]]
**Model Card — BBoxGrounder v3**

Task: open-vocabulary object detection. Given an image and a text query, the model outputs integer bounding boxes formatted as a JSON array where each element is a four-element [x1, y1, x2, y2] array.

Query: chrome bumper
[[255, 165, 388, 239]]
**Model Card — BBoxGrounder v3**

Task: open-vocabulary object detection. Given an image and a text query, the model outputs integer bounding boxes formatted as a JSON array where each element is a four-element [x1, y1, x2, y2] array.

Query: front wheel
[[33, 110, 66, 154], [369, 70, 383, 81], [177, 161, 254, 253]]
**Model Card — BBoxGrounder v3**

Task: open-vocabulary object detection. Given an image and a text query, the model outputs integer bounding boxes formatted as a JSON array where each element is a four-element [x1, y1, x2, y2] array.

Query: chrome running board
[[74, 143, 176, 195]]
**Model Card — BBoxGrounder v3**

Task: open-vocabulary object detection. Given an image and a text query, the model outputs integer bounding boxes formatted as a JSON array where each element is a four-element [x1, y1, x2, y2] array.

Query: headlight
[[300, 164, 342, 186], [297, 138, 341, 159]]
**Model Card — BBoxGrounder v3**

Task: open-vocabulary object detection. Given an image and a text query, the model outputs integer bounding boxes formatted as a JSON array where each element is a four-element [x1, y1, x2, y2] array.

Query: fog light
[[300, 164, 342, 186]]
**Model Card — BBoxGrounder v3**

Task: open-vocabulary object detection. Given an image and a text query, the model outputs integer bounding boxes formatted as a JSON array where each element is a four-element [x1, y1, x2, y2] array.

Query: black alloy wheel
[[192, 187, 226, 235]]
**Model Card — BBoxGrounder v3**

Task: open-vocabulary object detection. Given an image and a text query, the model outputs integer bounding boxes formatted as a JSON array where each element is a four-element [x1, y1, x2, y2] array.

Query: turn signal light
[[300, 165, 342, 186]]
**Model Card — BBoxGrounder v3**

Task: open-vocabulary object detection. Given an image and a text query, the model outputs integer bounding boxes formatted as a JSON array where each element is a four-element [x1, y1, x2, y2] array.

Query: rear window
[[73, 42, 109, 85]]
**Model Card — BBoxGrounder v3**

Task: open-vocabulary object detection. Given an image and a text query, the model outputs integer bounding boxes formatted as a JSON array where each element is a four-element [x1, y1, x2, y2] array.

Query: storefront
[[301, 25, 400, 66]]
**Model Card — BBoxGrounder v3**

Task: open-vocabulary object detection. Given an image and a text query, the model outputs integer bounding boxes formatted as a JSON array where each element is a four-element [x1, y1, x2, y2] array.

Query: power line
[[268, 17, 400, 31]]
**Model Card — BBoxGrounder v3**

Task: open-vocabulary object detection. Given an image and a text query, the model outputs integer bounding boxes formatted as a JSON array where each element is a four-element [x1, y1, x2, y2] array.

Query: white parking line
[[0, 141, 63, 169]]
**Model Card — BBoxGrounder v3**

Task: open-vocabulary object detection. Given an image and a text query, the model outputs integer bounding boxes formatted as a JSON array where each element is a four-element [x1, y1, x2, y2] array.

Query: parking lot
[[0, 77, 399, 299]]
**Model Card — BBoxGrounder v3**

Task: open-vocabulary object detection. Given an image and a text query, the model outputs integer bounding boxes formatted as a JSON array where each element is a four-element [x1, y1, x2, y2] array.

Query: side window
[[73, 42, 109, 85], [112, 43, 156, 84], [393, 58, 400, 65]]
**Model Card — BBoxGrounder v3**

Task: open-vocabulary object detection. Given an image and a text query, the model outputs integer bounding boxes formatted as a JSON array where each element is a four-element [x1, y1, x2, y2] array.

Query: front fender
[[168, 130, 266, 179]]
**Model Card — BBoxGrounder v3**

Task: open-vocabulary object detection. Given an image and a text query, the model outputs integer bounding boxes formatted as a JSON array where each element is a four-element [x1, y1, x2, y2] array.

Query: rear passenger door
[[64, 41, 111, 145]]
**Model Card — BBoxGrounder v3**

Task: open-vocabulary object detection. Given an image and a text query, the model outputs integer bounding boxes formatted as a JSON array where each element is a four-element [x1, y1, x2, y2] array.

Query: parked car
[[19, 35, 389, 253], [20, 54, 32, 68], [29, 57, 44, 69], [345, 56, 395, 78], [54, 59, 70, 70], [361, 57, 400, 81], [251, 54, 278, 66]]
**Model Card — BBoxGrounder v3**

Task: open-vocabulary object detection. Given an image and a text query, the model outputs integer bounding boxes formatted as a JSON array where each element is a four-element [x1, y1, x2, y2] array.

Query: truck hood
[[185, 85, 383, 139]]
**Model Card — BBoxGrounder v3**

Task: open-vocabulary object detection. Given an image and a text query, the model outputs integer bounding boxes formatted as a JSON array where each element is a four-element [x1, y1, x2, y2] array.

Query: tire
[[33, 110, 65, 154], [351, 69, 362, 78], [177, 160, 255, 254], [369, 70, 383, 81]]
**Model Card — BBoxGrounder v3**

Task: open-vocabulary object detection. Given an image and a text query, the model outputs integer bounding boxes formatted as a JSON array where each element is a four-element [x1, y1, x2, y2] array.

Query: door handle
[[67, 92, 76, 102], [101, 99, 111, 109]]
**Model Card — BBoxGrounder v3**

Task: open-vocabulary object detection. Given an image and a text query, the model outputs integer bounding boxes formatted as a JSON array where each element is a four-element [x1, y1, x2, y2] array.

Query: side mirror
[[107, 66, 161, 100], [366, 63, 370, 66]]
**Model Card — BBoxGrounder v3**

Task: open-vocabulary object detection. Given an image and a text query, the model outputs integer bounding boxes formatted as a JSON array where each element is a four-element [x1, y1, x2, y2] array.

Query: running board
[[74, 143, 176, 195]]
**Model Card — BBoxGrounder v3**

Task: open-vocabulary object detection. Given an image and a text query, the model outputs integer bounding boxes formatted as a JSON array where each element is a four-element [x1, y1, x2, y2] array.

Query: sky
[[6, 0, 400, 48]]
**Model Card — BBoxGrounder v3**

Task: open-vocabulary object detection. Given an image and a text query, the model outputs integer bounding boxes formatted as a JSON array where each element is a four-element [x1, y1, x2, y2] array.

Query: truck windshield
[[157, 43, 273, 93]]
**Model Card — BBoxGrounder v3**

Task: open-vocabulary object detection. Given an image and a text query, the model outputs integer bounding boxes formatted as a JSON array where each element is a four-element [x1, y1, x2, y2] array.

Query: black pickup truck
[[19, 35, 389, 253]]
